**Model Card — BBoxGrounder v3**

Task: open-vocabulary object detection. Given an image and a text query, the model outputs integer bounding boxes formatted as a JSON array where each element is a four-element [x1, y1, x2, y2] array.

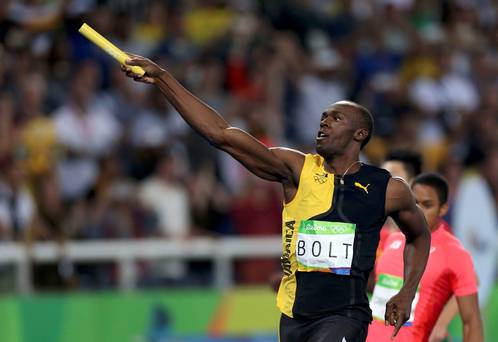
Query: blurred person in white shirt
[[453, 146, 498, 308], [138, 152, 191, 283], [0, 156, 36, 242], [53, 60, 121, 200]]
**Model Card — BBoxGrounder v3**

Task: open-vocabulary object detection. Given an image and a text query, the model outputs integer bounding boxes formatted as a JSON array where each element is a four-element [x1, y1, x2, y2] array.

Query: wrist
[[399, 286, 416, 299], [155, 69, 169, 80]]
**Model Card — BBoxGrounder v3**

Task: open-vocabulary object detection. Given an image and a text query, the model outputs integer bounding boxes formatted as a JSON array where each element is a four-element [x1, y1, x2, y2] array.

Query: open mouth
[[316, 131, 328, 140]]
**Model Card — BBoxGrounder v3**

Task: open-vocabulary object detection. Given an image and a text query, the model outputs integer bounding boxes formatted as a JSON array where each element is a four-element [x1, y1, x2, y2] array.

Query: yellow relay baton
[[78, 23, 145, 76]]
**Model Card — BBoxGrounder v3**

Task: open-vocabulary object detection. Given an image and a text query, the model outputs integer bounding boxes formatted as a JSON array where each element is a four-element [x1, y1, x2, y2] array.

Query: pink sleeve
[[448, 245, 478, 297], [378, 228, 391, 252]]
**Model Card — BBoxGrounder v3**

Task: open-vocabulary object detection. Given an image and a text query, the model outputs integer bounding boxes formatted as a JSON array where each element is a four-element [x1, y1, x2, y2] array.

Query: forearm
[[435, 296, 458, 330], [123, 54, 302, 183], [463, 318, 483, 342], [401, 229, 430, 295], [155, 70, 229, 144]]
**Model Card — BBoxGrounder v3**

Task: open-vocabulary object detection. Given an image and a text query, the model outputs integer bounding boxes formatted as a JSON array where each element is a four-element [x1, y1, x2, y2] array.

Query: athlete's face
[[412, 184, 448, 232], [315, 103, 365, 157]]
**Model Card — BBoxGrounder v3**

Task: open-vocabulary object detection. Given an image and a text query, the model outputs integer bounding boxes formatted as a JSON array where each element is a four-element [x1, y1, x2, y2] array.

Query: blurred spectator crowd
[[0, 0, 497, 293]]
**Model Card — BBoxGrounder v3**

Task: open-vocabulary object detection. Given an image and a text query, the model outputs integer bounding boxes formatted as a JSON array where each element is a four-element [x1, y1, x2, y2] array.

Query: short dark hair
[[338, 101, 374, 149], [411, 173, 449, 205], [356, 104, 374, 149], [385, 149, 423, 178]]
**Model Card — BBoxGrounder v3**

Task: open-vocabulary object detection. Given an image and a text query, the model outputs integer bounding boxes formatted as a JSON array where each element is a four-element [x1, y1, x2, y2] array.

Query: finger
[[126, 69, 143, 78], [391, 314, 404, 339], [126, 71, 138, 78], [121, 66, 132, 74], [121, 65, 134, 73], [385, 313, 395, 327], [125, 52, 141, 59], [125, 56, 148, 67], [385, 304, 397, 326], [389, 311, 398, 326], [133, 75, 154, 84], [384, 303, 392, 325]]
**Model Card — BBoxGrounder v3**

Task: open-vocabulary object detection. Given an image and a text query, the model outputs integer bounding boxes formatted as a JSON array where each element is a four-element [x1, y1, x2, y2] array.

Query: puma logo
[[354, 182, 370, 194]]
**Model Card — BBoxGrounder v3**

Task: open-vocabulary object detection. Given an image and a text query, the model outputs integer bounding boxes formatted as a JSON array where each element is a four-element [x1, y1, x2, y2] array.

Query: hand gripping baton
[[78, 23, 145, 76]]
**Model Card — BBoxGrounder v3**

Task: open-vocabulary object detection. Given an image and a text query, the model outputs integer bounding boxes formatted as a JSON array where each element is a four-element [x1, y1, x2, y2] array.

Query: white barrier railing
[[0, 237, 282, 294]]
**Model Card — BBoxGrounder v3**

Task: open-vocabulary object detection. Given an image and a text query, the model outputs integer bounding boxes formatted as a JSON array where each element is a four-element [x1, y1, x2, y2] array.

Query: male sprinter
[[122, 55, 430, 342], [371, 151, 457, 341], [367, 173, 483, 342]]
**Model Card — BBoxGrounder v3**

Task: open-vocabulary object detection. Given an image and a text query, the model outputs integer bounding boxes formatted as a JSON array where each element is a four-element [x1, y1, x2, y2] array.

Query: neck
[[430, 219, 443, 233], [323, 153, 361, 175]]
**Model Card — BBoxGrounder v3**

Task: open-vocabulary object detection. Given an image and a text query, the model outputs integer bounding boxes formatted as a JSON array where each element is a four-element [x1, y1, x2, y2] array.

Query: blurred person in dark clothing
[[231, 176, 281, 284], [0, 93, 16, 160], [189, 162, 231, 236]]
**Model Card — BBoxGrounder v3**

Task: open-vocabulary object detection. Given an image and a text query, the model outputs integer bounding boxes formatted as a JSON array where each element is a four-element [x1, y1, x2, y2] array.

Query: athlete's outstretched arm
[[457, 294, 483, 342], [384, 177, 431, 338], [121, 54, 304, 187]]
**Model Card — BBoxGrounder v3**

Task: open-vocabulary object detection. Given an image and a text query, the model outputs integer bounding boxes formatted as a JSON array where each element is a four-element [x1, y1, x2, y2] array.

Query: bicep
[[218, 127, 304, 183], [386, 178, 428, 241]]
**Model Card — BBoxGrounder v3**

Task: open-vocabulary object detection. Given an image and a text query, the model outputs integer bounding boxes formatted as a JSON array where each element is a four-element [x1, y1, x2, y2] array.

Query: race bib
[[370, 273, 419, 326], [296, 220, 356, 275]]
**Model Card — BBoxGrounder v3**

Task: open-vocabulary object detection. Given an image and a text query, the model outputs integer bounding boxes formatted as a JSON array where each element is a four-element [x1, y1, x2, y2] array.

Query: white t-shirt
[[0, 183, 35, 239], [54, 102, 121, 198]]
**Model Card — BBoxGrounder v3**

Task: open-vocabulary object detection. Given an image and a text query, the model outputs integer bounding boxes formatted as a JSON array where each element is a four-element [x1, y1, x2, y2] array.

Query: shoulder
[[432, 228, 473, 265], [385, 177, 417, 215], [269, 148, 306, 185], [308, 153, 324, 166], [270, 147, 306, 161], [442, 231, 471, 255], [290, 153, 324, 171], [386, 177, 411, 196]]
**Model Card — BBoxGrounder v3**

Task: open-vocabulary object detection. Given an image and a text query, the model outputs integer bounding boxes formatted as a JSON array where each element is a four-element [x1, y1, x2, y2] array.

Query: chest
[[378, 238, 449, 283]]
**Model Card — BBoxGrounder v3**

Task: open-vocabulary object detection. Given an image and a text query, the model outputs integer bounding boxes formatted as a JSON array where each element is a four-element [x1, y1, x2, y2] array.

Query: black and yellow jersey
[[277, 154, 391, 323]]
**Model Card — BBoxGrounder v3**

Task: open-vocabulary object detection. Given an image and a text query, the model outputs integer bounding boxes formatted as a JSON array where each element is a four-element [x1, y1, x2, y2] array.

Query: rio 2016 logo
[[304, 223, 350, 234]]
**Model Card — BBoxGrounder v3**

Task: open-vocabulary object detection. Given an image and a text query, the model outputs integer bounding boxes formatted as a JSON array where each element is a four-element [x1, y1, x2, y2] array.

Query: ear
[[354, 128, 368, 144], [438, 202, 449, 217]]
